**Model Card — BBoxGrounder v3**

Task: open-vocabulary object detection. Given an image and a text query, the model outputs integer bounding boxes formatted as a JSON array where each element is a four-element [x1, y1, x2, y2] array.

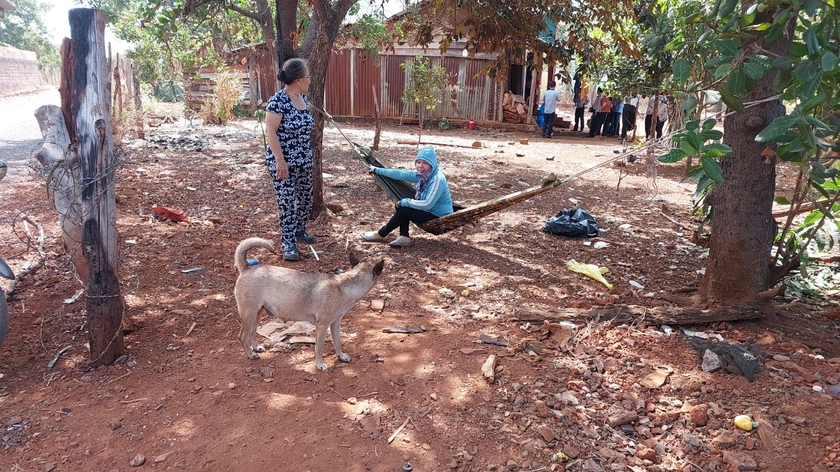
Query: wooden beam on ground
[[511, 304, 765, 326], [396, 139, 481, 149]]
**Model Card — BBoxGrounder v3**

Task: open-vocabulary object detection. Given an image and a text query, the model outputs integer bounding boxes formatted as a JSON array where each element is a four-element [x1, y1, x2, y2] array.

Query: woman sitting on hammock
[[362, 146, 453, 247]]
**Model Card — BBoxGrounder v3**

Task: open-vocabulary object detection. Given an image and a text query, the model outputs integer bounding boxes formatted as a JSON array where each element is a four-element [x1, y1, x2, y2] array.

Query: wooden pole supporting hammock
[[314, 104, 635, 236]]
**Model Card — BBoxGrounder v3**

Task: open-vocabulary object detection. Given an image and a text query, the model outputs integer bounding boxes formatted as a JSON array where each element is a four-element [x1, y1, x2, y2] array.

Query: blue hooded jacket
[[372, 146, 454, 218]]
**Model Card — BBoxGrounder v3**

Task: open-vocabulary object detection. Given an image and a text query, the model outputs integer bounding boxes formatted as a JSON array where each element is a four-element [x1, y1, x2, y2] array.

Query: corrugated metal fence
[[186, 45, 502, 122], [325, 49, 499, 122]]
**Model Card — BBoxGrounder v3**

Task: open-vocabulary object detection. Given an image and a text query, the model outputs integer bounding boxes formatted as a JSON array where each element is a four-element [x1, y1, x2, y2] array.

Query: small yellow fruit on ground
[[734, 415, 754, 431]]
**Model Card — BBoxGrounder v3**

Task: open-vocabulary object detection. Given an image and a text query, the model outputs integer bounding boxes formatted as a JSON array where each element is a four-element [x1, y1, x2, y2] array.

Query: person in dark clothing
[[264, 58, 316, 262], [573, 94, 589, 132], [621, 95, 638, 140]]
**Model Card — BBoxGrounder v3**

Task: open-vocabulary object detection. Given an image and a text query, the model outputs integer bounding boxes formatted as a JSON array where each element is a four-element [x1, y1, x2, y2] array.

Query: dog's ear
[[349, 252, 360, 267], [373, 260, 385, 276]]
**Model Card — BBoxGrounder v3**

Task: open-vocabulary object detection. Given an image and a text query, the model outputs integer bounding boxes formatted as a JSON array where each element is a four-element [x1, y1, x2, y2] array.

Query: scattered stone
[[640, 365, 673, 388], [482, 355, 497, 381], [430, 393, 438, 401], [371, 299, 385, 311], [702, 350, 721, 372], [723, 450, 757, 470], [129, 454, 145, 467], [689, 404, 708, 427], [555, 391, 579, 406], [154, 452, 173, 463], [636, 446, 657, 461], [788, 416, 807, 427], [537, 425, 556, 442], [711, 432, 738, 449], [773, 354, 791, 362]]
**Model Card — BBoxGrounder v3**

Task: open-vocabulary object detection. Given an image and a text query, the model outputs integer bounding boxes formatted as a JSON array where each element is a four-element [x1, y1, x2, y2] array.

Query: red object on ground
[[152, 206, 190, 223]]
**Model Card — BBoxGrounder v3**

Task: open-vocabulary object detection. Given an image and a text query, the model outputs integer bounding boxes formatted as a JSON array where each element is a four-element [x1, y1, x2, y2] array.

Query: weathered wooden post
[[69, 8, 125, 365], [130, 60, 145, 139]]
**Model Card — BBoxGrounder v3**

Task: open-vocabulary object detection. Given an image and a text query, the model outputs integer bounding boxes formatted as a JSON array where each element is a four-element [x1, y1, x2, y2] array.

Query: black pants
[[378, 206, 437, 237], [573, 107, 585, 131], [542, 112, 556, 137], [621, 105, 636, 139], [605, 112, 618, 136], [589, 112, 608, 137], [645, 115, 665, 139]]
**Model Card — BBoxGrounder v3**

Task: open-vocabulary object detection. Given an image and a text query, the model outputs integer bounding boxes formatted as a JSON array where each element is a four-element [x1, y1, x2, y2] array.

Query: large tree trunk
[[70, 8, 126, 366], [698, 12, 795, 308], [274, 0, 356, 217]]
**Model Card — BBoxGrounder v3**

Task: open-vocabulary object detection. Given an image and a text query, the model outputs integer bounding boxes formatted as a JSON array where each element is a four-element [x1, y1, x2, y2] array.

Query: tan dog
[[234, 237, 385, 371]]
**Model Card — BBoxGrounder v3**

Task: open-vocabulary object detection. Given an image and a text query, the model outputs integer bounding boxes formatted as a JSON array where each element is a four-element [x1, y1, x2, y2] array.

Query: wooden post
[[69, 8, 125, 366], [371, 84, 381, 151], [131, 61, 145, 139], [113, 53, 123, 125]]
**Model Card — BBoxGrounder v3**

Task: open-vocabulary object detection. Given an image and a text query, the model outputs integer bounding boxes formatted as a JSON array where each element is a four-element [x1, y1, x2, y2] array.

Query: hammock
[[351, 141, 562, 235], [314, 103, 634, 236]]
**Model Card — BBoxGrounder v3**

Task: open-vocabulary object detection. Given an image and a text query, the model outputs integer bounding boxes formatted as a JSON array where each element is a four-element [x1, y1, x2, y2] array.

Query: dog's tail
[[234, 237, 275, 273]]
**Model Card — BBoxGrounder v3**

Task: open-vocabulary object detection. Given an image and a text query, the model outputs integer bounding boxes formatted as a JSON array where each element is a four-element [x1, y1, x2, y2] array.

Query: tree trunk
[[698, 11, 795, 308], [70, 8, 125, 366], [296, 0, 357, 217], [33, 105, 88, 284]]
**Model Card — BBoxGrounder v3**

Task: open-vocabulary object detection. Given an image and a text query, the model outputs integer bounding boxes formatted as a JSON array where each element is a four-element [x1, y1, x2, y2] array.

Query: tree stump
[[33, 105, 88, 284]]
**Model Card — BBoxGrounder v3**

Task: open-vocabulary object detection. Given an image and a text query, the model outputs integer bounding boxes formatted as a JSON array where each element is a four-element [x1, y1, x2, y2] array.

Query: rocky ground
[[0, 92, 839, 471]]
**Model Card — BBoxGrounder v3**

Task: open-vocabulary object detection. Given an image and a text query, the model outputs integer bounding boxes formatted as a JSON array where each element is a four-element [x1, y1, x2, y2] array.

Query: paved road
[[0, 88, 61, 184]]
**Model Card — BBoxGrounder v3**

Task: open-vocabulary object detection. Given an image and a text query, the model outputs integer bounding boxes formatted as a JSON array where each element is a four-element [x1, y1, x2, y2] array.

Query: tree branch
[[224, 0, 262, 22]]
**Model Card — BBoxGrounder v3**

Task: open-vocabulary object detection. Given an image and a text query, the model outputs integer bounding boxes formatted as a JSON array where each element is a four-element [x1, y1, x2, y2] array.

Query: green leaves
[[701, 157, 724, 183], [821, 51, 838, 72], [803, 30, 821, 56], [716, 0, 739, 19], [672, 58, 691, 84], [715, 38, 739, 57], [756, 115, 798, 142], [658, 118, 730, 187]]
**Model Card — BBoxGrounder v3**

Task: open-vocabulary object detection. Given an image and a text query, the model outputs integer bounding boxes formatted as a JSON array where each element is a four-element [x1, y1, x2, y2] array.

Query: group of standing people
[[264, 58, 454, 261], [582, 90, 666, 140]]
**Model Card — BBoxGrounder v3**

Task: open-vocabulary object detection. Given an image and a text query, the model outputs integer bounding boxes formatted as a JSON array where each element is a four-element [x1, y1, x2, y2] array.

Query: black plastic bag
[[542, 208, 599, 238]]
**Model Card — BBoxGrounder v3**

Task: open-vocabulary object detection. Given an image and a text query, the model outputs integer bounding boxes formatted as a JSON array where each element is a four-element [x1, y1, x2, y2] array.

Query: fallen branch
[[659, 211, 694, 232], [7, 213, 47, 298], [396, 139, 479, 149], [119, 398, 149, 404], [387, 417, 411, 444], [513, 304, 765, 326]]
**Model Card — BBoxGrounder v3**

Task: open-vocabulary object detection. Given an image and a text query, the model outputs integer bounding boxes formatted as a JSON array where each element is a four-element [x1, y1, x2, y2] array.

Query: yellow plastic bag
[[566, 259, 613, 290]]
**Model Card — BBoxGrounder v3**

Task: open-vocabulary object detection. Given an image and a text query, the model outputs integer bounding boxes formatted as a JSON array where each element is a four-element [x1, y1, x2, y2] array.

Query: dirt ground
[[1, 106, 839, 472]]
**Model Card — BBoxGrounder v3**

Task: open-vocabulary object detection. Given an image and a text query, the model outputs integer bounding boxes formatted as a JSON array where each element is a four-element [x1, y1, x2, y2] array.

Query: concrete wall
[[0, 46, 43, 97]]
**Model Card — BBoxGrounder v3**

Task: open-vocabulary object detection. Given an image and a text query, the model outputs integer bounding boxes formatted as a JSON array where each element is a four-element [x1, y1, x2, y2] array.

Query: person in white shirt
[[541, 81, 559, 138]]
